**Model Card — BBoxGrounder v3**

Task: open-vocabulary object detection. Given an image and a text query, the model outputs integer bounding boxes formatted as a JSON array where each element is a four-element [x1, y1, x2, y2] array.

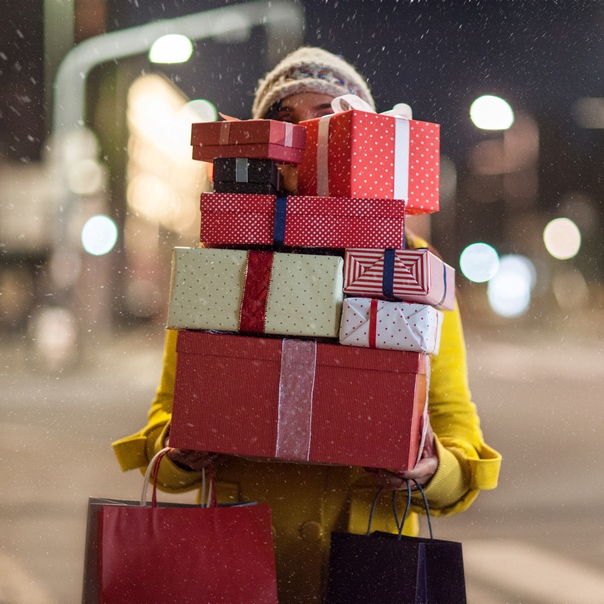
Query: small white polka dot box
[[343, 248, 455, 311], [200, 192, 406, 249], [297, 109, 440, 214], [166, 247, 343, 338], [170, 330, 428, 470], [339, 298, 443, 354], [191, 119, 306, 163]]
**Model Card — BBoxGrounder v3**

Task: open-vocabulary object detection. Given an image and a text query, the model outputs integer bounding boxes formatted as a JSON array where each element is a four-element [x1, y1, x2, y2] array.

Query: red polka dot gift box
[[339, 298, 443, 354], [166, 247, 343, 338], [297, 99, 440, 215], [200, 192, 406, 249], [191, 119, 306, 164], [170, 330, 428, 471], [343, 248, 456, 311]]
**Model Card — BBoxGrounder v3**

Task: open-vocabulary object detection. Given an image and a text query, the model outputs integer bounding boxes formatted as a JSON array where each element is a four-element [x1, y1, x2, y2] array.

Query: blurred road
[[1, 318, 604, 603]]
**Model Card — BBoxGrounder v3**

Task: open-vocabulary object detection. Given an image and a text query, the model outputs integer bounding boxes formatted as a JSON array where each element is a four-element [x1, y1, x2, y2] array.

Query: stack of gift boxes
[[166, 103, 455, 472]]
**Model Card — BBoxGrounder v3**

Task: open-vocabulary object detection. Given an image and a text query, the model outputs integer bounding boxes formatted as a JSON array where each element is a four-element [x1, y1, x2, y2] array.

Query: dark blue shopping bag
[[325, 481, 467, 604]]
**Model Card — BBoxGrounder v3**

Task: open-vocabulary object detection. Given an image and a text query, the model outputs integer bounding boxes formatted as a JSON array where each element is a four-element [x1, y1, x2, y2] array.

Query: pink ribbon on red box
[[219, 121, 231, 145], [275, 339, 317, 461], [283, 122, 294, 147], [316, 94, 413, 200]]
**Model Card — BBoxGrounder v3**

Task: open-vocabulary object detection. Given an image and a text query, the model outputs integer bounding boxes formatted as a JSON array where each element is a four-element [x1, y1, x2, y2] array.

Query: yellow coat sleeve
[[415, 301, 501, 516], [112, 329, 204, 492], [405, 234, 501, 516]]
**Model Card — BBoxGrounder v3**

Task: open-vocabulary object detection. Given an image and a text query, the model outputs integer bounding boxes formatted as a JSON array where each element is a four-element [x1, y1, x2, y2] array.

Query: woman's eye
[[275, 112, 294, 123]]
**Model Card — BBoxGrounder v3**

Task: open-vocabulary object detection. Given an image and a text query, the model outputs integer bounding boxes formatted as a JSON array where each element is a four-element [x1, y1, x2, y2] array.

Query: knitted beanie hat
[[252, 47, 375, 119]]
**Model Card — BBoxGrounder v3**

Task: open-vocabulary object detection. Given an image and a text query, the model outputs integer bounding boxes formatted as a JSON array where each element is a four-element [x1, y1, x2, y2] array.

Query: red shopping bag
[[96, 449, 279, 604]]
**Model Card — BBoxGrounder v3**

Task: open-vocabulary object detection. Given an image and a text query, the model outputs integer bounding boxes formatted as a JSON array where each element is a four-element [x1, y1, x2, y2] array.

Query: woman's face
[[271, 92, 336, 193], [272, 92, 336, 124]]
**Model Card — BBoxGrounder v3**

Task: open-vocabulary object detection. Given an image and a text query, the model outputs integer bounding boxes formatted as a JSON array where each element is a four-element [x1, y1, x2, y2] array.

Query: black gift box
[[213, 158, 282, 187]]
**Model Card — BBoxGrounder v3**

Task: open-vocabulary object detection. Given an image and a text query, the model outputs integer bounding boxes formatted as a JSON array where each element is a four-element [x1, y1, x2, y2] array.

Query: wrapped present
[[201, 193, 406, 249], [191, 119, 306, 163], [297, 95, 440, 214], [213, 158, 282, 186], [167, 247, 343, 338], [213, 181, 280, 195], [170, 331, 428, 470], [343, 248, 455, 311], [339, 298, 443, 354], [212, 157, 282, 195], [213, 157, 283, 195]]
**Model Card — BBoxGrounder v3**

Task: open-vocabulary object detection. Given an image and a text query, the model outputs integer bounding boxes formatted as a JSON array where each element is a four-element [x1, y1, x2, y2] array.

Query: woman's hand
[[366, 421, 439, 491], [277, 163, 298, 193], [164, 430, 218, 472]]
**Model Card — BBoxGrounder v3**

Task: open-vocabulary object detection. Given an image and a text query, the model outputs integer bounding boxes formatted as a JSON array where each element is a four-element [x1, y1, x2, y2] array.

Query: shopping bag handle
[[367, 479, 433, 540], [140, 447, 216, 508], [141, 447, 170, 507]]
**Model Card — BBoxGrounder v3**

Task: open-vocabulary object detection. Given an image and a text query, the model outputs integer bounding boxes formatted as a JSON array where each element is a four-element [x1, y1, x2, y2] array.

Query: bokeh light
[[81, 215, 118, 256], [459, 243, 500, 283], [543, 217, 581, 260], [571, 97, 604, 129], [67, 158, 104, 195], [30, 306, 78, 370], [487, 255, 536, 317], [149, 34, 193, 64], [49, 249, 81, 289], [559, 192, 598, 236], [126, 74, 206, 236], [182, 99, 218, 123], [552, 267, 589, 310], [470, 95, 515, 130]]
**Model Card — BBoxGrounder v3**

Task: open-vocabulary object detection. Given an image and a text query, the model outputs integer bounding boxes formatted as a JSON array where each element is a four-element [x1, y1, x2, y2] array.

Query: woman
[[113, 47, 501, 603]]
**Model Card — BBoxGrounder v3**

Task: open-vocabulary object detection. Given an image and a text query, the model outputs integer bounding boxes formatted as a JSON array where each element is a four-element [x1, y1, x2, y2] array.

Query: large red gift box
[[200, 193, 406, 249], [170, 331, 427, 470], [191, 119, 306, 163], [343, 248, 456, 311], [297, 109, 440, 214]]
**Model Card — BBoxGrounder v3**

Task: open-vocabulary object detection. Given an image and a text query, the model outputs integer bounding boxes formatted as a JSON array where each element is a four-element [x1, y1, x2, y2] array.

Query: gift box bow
[[315, 94, 414, 199]]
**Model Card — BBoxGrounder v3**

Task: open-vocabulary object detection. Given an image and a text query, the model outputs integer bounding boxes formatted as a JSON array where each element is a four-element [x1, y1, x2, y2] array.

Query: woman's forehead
[[279, 92, 336, 110]]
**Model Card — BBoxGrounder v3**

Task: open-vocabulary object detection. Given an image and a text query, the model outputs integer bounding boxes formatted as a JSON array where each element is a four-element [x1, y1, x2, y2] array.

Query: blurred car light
[[460, 242, 500, 282], [81, 215, 118, 256], [543, 217, 581, 260]]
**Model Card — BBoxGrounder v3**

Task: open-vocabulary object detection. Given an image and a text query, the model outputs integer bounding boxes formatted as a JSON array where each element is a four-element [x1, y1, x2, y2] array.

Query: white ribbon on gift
[[316, 94, 414, 199]]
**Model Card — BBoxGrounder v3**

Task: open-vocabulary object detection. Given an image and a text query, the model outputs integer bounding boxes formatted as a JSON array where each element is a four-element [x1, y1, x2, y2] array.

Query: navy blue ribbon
[[382, 249, 396, 297], [436, 262, 448, 307], [273, 196, 288, 246]]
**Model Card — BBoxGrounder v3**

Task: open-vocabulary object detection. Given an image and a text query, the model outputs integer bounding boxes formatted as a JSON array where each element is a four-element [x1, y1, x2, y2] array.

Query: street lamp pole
[[44, 0, 304, 354], [53, 0, 304, 133]]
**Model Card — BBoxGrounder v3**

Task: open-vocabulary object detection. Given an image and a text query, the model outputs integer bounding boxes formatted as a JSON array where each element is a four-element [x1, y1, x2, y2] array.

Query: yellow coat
[[113, 241, 501, 603]]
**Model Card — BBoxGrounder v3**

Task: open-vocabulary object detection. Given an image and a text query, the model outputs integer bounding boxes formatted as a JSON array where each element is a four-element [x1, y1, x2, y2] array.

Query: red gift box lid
[[191, 119, 306, 149], [287, 196, 406, 218], [177, 329, 282, 362], [176, 330, 426, 374], [201, 191, 276, 210]]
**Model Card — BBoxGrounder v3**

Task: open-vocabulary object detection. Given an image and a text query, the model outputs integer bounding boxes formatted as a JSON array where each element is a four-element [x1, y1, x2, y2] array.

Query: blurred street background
[[2, 0, 604, 602]]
